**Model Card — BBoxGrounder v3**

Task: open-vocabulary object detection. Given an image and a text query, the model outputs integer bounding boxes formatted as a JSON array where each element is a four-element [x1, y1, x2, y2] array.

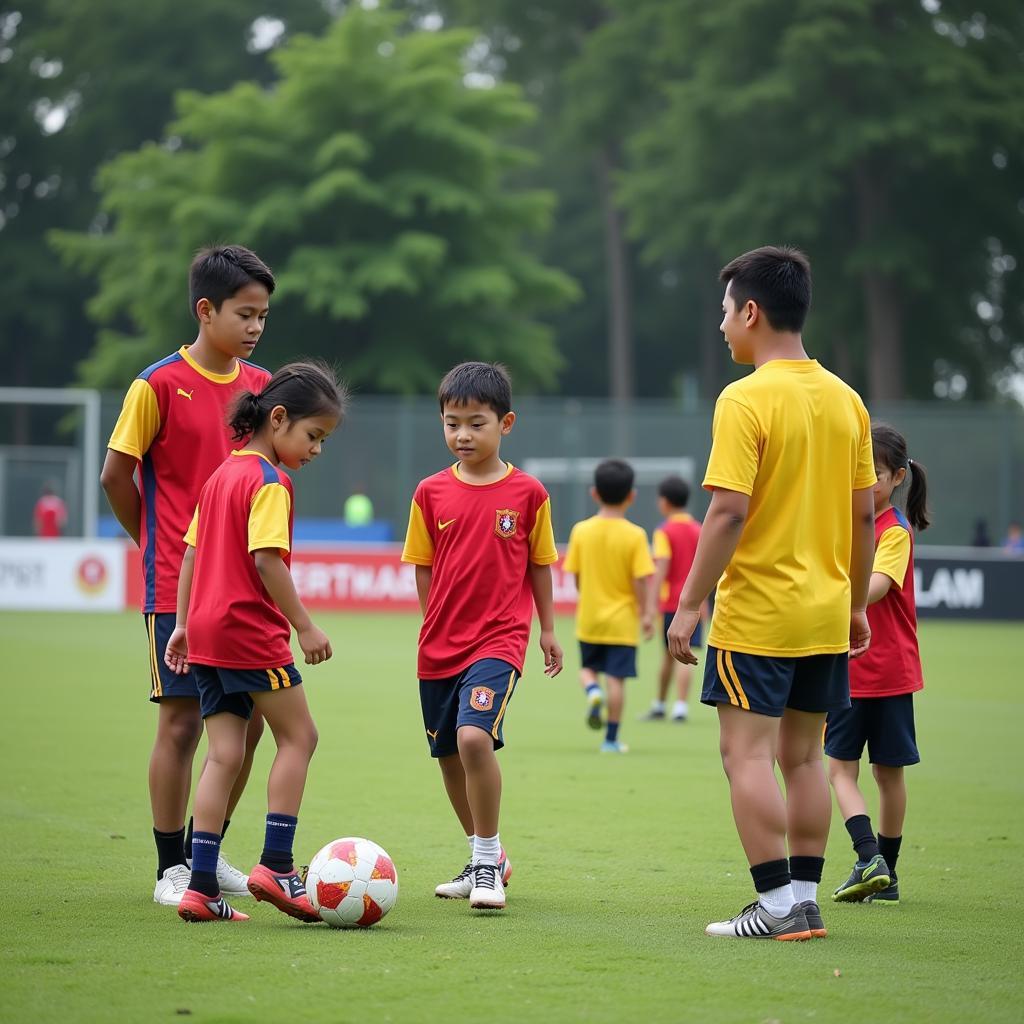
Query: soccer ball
[[306, 837, 398, 928]]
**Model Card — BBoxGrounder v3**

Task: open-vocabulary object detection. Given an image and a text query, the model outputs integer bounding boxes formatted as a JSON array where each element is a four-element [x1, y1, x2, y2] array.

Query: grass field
[[0, 613, 1021, 1024]]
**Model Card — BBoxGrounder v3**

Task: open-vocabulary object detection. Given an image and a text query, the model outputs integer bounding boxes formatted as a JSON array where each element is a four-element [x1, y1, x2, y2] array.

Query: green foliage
[[56, 8, 578, 391]]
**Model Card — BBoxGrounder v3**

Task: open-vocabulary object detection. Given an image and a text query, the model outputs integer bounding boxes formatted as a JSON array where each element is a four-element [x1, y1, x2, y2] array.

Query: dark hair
[[871, 422, 930, 532], [438, 362, 512, 418], [657, 475, 690, 509], [594, 459, 635, 506], [228, 361, 348, 442], [719, 245, 812, 333], [190, 245, 275, 319]]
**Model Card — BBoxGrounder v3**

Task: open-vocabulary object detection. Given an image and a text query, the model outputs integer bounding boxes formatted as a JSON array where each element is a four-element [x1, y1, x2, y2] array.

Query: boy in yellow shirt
[[564, 459, 655, 753]]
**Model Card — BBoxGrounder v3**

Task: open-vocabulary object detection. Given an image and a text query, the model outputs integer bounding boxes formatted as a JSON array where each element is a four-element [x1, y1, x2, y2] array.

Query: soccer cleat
[[638, 707, 666, 721], [865, 879, 900, 904], [600, 740, 629, 753], [436, 848, 512, 899], [671, 711, 688, 723], [153, 863, 192, 906], [799, 900, 827, 938], [705, 900, 812, 940], [246, 864, 321, 922], [586, 690, 604, 730], [469, 862, 506, 910], [832, 854, 891, 902], [216, 854, 250, 897], [178, 889, 249, 922]]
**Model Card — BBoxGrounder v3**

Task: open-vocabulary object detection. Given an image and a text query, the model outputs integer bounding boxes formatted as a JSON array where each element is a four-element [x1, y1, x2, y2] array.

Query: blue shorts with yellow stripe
[[192, 662, 302, 720], [701, 645, 850, 718], [145, 613, 199, 702], [419, 659, 519, 758]]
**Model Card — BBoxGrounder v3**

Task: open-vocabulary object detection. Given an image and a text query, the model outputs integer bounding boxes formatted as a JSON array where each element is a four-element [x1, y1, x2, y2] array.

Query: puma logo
[[437, 518, 456, 531], [426, 729, 438, 742], [176, 388, 193, 400]]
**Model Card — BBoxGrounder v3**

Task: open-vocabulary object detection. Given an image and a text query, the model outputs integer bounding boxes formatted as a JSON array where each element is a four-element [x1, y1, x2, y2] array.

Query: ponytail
[[871, 421, 931, 532], [905, 458, 931, 532], [228, 390, 264, 441]]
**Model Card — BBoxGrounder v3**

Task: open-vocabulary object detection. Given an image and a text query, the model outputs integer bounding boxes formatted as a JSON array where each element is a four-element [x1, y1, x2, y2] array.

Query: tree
[[55, 7, 578, 391]]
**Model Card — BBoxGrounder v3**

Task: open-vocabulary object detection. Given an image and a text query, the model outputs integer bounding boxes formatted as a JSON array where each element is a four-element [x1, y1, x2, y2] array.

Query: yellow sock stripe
[[491, 670, 517, 739], [267, 669, 280, 691], [277, 667, 291, 688], [723, 651, 750, 710], [716, 649, 739, 706], [148, 615, 162, 698]]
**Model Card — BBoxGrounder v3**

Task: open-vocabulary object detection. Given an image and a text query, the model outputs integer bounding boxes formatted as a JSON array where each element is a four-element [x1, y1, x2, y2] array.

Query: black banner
[[915, 548, 1024, 621]]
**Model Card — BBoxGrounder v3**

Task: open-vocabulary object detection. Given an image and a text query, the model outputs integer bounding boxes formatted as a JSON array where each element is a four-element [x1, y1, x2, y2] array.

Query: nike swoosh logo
[[437, 518, 456, 531], [176, 388, 193, 400]]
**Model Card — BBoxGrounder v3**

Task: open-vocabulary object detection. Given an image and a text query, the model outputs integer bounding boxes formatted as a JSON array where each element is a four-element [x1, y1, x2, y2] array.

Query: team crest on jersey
[[470, 686, 496, 711], [495, 509, 519, 538]]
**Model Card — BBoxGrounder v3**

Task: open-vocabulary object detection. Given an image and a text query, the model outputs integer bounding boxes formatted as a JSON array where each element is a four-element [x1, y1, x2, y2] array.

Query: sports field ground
[[1, 613, 1020, 1023]]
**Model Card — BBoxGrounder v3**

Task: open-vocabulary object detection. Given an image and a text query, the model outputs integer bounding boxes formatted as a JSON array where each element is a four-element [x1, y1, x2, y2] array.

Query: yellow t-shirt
[[563, 516, 655, 645], [704, 359, 875, 656]]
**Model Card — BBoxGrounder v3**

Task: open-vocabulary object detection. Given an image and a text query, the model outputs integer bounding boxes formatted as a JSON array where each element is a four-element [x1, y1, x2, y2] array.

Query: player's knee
[[159, 707, 203, 754], [871, 763, 902, 787], [456, 726, 493, 763], [244, 713, 266, 751]]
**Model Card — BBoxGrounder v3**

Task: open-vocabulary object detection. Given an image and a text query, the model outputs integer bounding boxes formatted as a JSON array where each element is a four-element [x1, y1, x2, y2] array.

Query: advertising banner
[[0, 539, 126, 611]]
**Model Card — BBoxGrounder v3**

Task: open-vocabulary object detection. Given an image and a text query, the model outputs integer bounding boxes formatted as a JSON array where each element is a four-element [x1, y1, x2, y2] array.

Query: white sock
[[792, 879, 817, 904], [758, 883, 797, 917], [466, 834, 476, 860], [474, 833, 500, 866], [651, 700, 666, 713], [672, 701, 688, 717]]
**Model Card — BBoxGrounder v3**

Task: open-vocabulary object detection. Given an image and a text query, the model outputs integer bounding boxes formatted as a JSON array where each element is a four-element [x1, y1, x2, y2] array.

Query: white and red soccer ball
[[306, 837, 398, 928]]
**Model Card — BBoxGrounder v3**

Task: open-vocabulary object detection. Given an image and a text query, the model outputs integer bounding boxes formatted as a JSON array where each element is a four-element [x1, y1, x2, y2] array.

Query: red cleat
[[247, 864, 321, 922], [178, 889, 249, 923]]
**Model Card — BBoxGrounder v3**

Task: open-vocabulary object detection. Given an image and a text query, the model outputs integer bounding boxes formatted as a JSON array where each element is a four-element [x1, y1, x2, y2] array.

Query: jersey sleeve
[[853, 399, 876, 490], [528, 497, 558, 565], [248, 483, 291, 554], [401, 497, 435, 565], [107, 378, 161, 459], [702, 396, 760, 495], [873, 525, 910, 587], [183, 505, 200, 547], [632, 530, 656, 578], [652, 527, 671, 561], [562, 524, 580, 574]]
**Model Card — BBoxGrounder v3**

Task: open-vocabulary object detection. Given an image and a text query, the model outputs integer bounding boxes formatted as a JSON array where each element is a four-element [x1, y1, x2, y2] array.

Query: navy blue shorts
[[825, 694, 920, 767], [420, 659, 520, 758], [701, 645, 850, 718], [192, 662, 303, 720], [579, 642, 637, 679], [662, 611, 703, 650], [145, 613, 199, 702]]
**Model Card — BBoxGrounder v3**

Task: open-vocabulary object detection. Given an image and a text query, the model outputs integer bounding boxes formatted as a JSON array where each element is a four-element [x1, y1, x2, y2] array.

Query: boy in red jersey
[[402, 362, 563, 911], [641, 475, 704, 723], [827, 424, 930, 906], [101, 245, 274, 907]]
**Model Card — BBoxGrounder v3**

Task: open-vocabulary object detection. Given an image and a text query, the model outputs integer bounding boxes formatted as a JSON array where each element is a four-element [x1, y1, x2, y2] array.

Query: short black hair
[[438, 362, 512, 418], [190, 245, 275, 320], [719, 245, 811, 333], [594, 459, 634, 505], [657, 475, 690, 509]]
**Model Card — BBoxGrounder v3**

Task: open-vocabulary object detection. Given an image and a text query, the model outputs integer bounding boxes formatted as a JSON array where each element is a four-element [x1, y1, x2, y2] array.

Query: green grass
[[0, 614, 1021, 1023]]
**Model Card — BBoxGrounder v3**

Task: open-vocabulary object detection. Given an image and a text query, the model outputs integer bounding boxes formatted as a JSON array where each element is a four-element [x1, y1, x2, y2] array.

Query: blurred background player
[[33, 481, 67, 538], [826, 424, 930, 906], [564, 458, 655, 753], [642, 474, 704, 722], [402, 362, 563, 911], [164, 362, 345, 923], [100, 245, 274, 907]]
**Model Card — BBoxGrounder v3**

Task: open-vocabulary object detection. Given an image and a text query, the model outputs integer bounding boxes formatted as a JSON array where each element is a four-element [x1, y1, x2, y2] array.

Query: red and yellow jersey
[[107, 346, 271, 613], [34, 495, 67, 537], [652, 513, 702, 613], [849, 506, 924, 698], [401, 464, 558, 679], [183, 450, 294, 669]]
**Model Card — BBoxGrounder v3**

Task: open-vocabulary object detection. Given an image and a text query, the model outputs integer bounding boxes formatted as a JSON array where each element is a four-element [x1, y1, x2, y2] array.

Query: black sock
[[189, 870, 219, 897], [790, 855, 825, 885], [183, 817, 194, 863], [750, 858, 791, 893], [878, 833, 902, 879], [154, 827, 187, 880], [844, 814, 880, 861]]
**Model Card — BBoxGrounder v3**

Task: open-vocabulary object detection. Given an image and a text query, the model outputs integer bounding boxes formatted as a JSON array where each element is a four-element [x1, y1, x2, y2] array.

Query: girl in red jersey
[[825, 423, 930, 906], [164, 362, 346, 923]]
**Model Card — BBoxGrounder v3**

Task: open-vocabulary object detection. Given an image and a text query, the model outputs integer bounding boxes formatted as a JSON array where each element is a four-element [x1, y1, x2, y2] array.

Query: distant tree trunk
[[854, 161, 904, 401], [699, 257, 725, 400]]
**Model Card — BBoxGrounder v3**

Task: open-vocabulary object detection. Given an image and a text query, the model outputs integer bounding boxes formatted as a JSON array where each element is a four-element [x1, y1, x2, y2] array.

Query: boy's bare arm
[[849, 486, 876, 657], [528, 562, 563, 676], [633, 574, 655, 640], [99, 449, 142, 546], [415, 564, 432, 616]]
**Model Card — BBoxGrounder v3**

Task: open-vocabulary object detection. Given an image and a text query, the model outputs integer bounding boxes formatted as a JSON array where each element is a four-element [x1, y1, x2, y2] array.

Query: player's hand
[[539, 630, 563, 677], [299, 624, 333, 665], [641, 612, 655, 642], [667, 608, 700, 665], [164, 625, 189, 675], [849, 608, 871, 659]]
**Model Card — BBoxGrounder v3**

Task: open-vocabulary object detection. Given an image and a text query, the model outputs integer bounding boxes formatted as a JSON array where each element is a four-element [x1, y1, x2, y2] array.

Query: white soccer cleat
[[436, 848, 511, 899], [469, 863, 506, 910], [153, 863, 191, 906], [216, 854, 251, 897]]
